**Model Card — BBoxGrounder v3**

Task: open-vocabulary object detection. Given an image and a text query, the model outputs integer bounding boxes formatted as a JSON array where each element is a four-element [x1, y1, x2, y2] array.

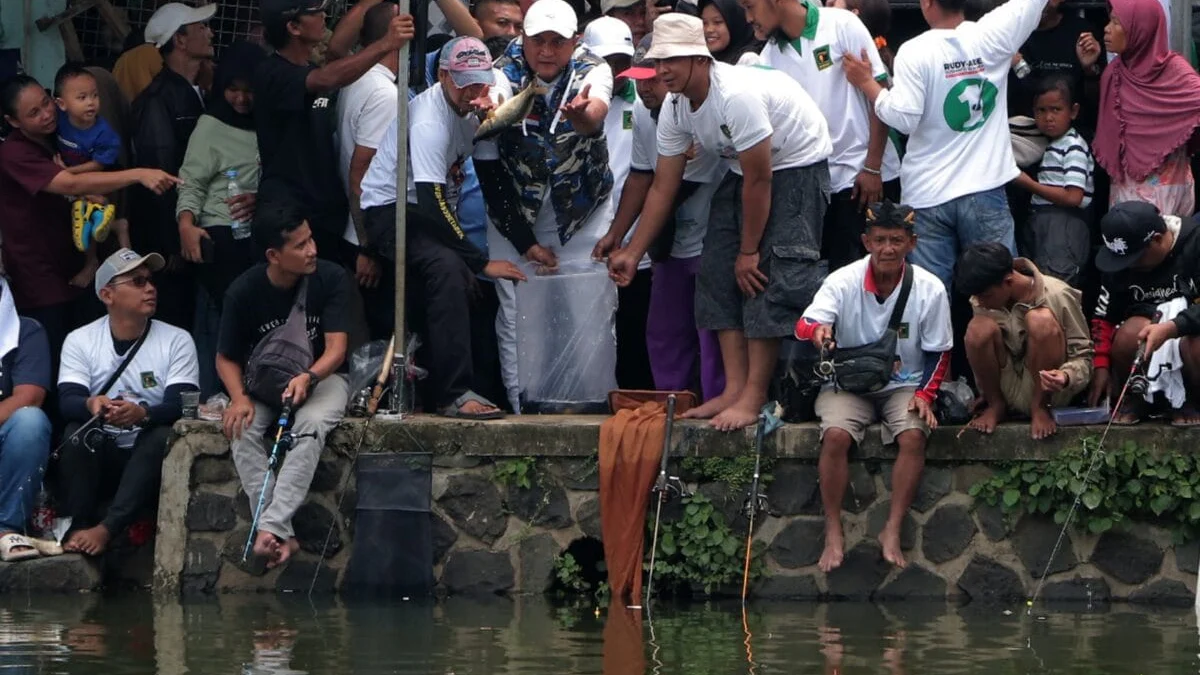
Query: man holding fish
[[474, 0, 618, 412], [359, 37, 527, 420]]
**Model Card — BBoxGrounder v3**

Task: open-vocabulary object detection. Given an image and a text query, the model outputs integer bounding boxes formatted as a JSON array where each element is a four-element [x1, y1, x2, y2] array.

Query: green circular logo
[[942, 78, 998, 132]]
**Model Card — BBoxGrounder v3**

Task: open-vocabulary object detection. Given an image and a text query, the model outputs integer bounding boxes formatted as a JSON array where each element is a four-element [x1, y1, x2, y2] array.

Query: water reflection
[[0, 594, 1195, 674]]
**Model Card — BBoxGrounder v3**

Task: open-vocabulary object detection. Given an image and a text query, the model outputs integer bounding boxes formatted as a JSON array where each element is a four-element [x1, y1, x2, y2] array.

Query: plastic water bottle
[[227, 170, 251, 240]]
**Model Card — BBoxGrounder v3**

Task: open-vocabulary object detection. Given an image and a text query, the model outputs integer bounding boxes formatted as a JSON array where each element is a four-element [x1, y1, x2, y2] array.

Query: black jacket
[[1094, 216, 1200, 336], [129, 68, 205, 257]]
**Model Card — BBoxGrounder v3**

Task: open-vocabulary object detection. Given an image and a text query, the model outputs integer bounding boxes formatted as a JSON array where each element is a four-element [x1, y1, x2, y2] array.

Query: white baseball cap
[[145, 3, 218, 49], [523, 0, 578, 38], [645, 13, 711, 61], [583, 16, 634, 57], [95, 248, 166, 299], [601, 0, 642, 13]]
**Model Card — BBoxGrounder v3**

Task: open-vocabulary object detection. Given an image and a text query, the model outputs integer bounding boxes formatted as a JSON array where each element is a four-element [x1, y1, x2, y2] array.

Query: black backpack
[[244, 276, 313, 404]]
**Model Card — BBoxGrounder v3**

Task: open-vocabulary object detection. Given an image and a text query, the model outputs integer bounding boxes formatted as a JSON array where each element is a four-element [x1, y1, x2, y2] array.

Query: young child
[[1012, 76, 1094, 288], [53, 63, 131, 280]]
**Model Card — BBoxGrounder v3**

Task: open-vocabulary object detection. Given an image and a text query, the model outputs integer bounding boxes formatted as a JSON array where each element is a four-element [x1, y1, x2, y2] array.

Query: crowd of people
[[0, 0, 1199, 573]]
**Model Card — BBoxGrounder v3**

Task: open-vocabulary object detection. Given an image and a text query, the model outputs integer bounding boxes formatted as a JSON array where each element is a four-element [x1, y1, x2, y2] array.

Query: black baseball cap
[[261, 0, 328, 23], [1095, 201, 1167, 273]]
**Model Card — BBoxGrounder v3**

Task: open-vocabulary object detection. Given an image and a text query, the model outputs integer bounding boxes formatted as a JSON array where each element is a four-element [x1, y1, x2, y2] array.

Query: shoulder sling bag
[[830, 263, 914, 395]]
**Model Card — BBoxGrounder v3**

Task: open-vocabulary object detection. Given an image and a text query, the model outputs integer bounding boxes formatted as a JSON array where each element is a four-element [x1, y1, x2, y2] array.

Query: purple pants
[[646, 255, 725, 401]]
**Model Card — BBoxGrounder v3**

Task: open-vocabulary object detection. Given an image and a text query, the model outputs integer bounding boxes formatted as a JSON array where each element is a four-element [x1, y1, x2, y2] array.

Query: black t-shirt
[[253, 54, 349, 238], [1008, 13, 1104, 128], [217, 260, 354, 371]]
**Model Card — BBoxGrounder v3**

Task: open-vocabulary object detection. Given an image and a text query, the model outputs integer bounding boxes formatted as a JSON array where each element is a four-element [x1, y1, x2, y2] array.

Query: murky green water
[[0, 593, 1196, 674]]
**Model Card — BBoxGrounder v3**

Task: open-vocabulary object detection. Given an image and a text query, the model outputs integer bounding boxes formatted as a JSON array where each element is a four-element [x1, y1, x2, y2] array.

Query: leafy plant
[[680, 455, 774, 492], [493, 457, 536, 490], [971, 439, 1200, 542], [647, 493, 763, 594], [554, 552, 589, 594]]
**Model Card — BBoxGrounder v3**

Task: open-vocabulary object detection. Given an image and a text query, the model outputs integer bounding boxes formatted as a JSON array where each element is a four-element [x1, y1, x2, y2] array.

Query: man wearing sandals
[[1089, 201, 1200, 426], [0, 279, 54, 563], [218, 201, 353, 567], [360, 36, 526, 419]]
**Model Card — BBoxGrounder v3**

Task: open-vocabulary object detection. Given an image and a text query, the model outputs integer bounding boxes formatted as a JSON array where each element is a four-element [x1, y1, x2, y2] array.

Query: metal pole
[[393, 1, 411, 413], [1169, 0, 1193, 56]]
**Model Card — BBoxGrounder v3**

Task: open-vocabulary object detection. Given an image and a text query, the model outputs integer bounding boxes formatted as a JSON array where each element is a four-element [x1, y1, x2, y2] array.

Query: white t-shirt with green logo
[[874, 0, 1049, 208]]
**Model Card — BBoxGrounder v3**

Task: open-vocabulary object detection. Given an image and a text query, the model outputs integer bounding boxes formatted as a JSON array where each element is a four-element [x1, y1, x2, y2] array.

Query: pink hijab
[[1093, 0, 1200, 182]]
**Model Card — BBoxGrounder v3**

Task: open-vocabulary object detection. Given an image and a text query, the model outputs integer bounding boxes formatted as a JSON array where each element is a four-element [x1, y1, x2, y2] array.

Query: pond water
[[0, 593, 1196, 674]]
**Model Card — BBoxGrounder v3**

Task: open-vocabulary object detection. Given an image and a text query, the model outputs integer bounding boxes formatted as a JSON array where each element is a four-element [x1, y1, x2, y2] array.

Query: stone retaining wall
[[141, 417, 1200, 605]]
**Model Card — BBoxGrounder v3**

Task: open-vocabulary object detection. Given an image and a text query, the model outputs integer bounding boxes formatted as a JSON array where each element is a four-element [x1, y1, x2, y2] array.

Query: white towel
[[1143, 297, 1189, 408], [0, 280, 20, 363]]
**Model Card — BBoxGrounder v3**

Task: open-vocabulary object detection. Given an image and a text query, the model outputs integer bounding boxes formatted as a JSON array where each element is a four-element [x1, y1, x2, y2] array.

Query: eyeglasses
[[109, 275, 154, 289]]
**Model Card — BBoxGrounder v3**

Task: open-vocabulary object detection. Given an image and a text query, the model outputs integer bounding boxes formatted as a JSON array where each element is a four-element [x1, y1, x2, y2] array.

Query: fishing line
[[642, 394, 680, 613]]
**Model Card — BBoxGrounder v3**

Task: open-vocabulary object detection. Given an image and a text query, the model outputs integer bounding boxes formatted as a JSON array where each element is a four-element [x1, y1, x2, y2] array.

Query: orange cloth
[[113, 44, 164, 103], [602, 608, 646, 675], [599, 401, 667, 606]]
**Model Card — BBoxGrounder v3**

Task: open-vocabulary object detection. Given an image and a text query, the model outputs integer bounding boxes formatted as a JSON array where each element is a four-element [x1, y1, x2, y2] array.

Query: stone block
[[182, 539, 222, 577], [549, 458, 600, 491], [505, 476, 572, 529], [191, 455, 235, 486], [186, 492, 237, 532], [826, 542, 890, 600], [765, 463, 819, 516], [309, 459, 344, 493], [221, 527, 269, 577], [276, 560, 337, 594], [576, 497, 602, 541], [519, 534, 560, 593], [432, 512, 458, 565], [956, 555, 1025, 602], [953, 465, 993, 494], [922, 505, 977, 564], [1041, 576, 1110, 604], [842, 464, 876, 514], [866, 500, 917, 551], [0, 555, 101, 592], [769, 518, 825, 569], [1175, 541, 1198, 575], [1090, 531, 1162, 585], [293, 502, 343, 558], [883, 465, 952, 513], [875, 565, 946, 600], [753, 574, 820, 600], [235, 488, 251, 522], [974, 503, 1010, 542], [431, 454, 483, 469], [441, 550, 514, 595], [696, 483, 744, 531], [438, 474, 507, 545], [1128, 579, 1193, 608], [1012, 516, 1077, 578]]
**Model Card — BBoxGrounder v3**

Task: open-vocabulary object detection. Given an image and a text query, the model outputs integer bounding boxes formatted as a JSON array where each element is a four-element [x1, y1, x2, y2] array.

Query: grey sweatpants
[[231, 375, 350, 540]]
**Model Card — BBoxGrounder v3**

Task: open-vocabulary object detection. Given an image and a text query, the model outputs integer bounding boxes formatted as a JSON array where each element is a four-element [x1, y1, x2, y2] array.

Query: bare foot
[[252, 530, 280, 560], [1030, 407, 1057, 440], [878, 525, 906, 568], [64, 525, 110, 556], [967, 403, 1006, 434], [710, 399, 761, 432], [268, 538, 300, 569], [1172, 403, 1200, 427], [818, 531, 844, 573], [682, 389, 741, 420], [458, 400, 500, 416]]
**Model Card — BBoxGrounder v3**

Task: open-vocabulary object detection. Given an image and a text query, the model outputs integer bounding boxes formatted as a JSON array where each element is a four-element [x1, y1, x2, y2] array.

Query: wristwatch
[[304, 370, 320, 393]]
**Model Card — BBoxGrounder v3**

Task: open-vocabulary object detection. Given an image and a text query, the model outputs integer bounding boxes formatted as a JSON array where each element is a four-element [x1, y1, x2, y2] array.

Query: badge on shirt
[[898, 322, 910, 340], [814, 45, 833, 71], [720, 124, 733, 139], [140, 371, 159, 389], [623, 110, 633, 130]]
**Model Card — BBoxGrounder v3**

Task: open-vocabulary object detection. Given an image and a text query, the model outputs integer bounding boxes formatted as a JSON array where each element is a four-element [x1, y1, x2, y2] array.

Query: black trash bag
[[772, 339, 824, 423], [936, 378, 976, 425]]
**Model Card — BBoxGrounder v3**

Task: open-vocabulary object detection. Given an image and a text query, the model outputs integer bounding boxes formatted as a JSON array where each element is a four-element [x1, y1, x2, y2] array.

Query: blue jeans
[[909, 187, 1017, 289], [0, 407, 52, 532]]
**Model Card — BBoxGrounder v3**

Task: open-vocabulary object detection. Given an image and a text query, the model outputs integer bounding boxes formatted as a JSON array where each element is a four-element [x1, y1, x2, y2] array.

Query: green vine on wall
[[680, 455, 774, 492], [647, 493, 764, 594], [493, 457, 537, 490], [971, 439, 1200, 543]]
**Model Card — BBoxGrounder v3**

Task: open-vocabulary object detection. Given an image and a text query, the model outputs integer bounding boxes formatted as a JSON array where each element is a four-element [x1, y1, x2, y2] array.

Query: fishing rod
[[243, 397, 294, 563], [641, 394, 683, 610], [1027, 339, 1149, 609], [50, 410, 104, 459], [741, 411, 768, 604]]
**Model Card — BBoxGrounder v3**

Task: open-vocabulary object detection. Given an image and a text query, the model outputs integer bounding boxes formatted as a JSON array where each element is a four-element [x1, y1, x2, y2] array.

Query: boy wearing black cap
[[1089, 200, 1200, 425]]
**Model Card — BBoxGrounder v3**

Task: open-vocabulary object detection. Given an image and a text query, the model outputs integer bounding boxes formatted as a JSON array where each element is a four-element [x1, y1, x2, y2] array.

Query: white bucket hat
[[644, 13, 711, 61]]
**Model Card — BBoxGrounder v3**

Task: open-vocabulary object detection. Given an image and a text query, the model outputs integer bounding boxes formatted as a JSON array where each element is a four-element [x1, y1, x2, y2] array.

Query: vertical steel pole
[[392, 0, 411, 413], [1170, 0, 1193, 55]]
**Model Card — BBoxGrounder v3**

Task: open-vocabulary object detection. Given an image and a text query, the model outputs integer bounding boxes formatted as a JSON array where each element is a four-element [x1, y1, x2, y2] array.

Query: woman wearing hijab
[[699, 0, 764, 65], [176, 41, 267, 397], [1090, 0, 1200, 217]]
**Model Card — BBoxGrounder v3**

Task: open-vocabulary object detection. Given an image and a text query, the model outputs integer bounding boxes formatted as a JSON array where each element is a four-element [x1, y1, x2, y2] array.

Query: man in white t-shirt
[[751, 0, 902, 271], [598, 34, 727, 399], [842, 0, 1050, 288], [795, 202, 952, 573], [57, 249, 200, 556], [336, 1, 400, 301], [361, 37, 526, 419], [608, 13, 833, 431]]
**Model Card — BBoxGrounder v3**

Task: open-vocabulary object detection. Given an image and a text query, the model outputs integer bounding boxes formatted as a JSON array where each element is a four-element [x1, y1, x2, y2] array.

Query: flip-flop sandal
[[1112, 396, 1144, 426], [89, 203, 116, 243], [1171, 402, 1200, 427], [439, 391, 505, 420], [27, 538, 63, 557], [0, 533, 41, 562], [71, 200, 91, 252]]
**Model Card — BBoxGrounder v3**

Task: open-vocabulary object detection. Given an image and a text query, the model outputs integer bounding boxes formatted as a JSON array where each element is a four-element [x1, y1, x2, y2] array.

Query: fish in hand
[[473, 81, 549, 142]]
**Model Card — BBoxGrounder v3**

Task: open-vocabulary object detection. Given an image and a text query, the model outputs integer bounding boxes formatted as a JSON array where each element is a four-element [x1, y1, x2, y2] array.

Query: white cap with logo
[[583, 16, 635, 57], [95, 248, 165, 299], [145, 2, 217, 49], [523, 0, 579, 38]]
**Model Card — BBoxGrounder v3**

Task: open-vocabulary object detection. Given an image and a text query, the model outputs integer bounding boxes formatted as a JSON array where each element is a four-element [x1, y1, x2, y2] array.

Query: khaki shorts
[[1000, 359, 1088, 415], [815, 386, 929, 446]]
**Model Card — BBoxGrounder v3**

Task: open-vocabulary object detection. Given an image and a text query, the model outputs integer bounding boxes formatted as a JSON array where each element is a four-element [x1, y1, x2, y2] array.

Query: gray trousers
[[231, 374, 350, 540]]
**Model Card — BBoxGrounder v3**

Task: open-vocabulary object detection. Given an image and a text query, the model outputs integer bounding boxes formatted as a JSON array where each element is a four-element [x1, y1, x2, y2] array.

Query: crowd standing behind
[[1, 0, 1200, 573]]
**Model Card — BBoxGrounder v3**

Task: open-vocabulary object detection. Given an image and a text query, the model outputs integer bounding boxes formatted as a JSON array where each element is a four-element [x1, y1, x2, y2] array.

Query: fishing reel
[[653, 473, 690, 502], [276, 430, 319, 453], [814, 340, 837, 383], [742, 490, 768, 519]]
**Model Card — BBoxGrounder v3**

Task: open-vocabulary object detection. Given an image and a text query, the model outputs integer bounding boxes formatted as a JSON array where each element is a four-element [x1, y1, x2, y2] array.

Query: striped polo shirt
[[1033, 127, 1094, 209]]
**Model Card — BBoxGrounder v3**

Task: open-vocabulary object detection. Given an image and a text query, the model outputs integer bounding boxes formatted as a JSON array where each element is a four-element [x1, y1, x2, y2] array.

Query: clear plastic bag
[[515, 260, 617, 412], [346, 335, 429, 416]]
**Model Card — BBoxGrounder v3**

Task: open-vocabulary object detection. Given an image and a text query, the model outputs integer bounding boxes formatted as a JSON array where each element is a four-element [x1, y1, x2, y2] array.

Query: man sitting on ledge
[[794, 201, 951, 572], [958, 243, 1093, 439], [217, 201, 353, 568]]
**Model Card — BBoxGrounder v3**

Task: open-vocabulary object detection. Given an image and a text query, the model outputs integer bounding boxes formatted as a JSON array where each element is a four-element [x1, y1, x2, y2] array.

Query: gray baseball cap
[[95, 248, 165, 299]]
